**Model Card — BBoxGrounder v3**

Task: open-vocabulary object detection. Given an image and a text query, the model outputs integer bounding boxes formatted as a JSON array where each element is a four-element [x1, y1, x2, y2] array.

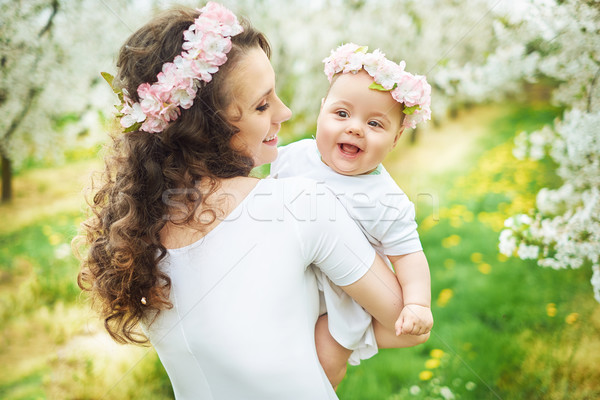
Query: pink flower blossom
[[392, 72, 430, 107], [323, 42, 432, 129], [138, 83, 166, 115], [199, 2, 243, 36], [374, 59, 403, 90], [159, 102, 181, 122], [171, 87, 197, 110], [142, 116, 168, 133], [120, 102, 146, 128], [114, 2, 243, 133], [362, 49, 387, 76]]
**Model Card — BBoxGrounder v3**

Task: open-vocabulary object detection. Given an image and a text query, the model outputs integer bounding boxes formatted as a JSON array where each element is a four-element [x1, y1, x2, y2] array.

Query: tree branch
[[587, 63, 600, 114], [0, 87, 43, 156], [38, 0, 60, 38]]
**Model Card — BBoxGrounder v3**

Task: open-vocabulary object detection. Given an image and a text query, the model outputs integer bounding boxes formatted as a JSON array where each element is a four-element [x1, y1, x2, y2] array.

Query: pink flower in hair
[[323, 43, 361, 80], [159, 102, 181, 122], [156, 63, 180, 94], [392, 73, 429, 107], [120, 101, 146, 128], [374, 59, 404, 90], [199, 34, 232, 65], [183, 28, 206, 52], [199, 2, 243, 36], [362, 49, 387, 76], [111, 2, 243, 133], [138, 83, 166, 115], [171, 86, 197, 110], [189, 58, 219, 82], [142, 116, 169, 133], [322, 42, 432, 129]]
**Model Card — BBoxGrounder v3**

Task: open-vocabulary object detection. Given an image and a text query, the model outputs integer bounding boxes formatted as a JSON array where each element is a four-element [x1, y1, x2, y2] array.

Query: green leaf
[[355, 45, 369, 54], [123, 122, 142, 133], [369, 82, 391, 92], [101, 71, 114, 86], [403, 105, 421, 115], [101, 72, 122, 95]]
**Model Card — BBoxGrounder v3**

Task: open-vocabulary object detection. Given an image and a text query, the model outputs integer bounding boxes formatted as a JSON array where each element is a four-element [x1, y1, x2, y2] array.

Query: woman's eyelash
[[257, 102, 270, 112]]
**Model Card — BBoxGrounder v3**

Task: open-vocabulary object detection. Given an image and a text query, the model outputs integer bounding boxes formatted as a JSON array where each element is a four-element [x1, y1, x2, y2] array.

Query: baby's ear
[[320, 97, 325, 109]]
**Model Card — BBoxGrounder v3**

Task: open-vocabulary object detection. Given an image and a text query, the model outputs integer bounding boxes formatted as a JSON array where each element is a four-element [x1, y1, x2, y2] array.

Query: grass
[[1, 103, 598, 399]]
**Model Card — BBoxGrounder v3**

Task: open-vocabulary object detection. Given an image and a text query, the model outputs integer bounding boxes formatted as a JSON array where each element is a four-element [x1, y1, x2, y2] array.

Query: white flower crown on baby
[[102, 2, 243, 134], [323, 43, 432, 129]]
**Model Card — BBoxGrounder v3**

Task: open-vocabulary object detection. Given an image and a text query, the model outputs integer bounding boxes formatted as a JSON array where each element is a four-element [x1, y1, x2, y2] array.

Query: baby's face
[[316, 70, 403, 176]]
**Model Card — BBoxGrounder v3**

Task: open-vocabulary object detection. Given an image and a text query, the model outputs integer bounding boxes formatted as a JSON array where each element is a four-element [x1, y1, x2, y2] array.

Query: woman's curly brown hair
[[75, 6, 271, 344]]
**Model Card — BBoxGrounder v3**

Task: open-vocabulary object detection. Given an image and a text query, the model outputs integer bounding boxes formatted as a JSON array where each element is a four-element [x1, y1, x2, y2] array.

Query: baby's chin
[[326, 159, 374, 176]]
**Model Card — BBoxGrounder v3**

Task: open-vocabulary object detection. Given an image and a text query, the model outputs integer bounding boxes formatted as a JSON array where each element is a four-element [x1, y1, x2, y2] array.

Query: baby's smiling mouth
[[339, 143, 362, 155]]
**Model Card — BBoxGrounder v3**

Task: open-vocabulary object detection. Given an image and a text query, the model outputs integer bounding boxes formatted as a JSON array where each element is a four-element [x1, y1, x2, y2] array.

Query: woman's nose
[[274, 95, 292, 123]]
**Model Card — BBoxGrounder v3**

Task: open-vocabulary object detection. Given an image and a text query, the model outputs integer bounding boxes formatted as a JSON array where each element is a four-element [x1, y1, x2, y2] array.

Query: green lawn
[[1, 103, 598, 399]]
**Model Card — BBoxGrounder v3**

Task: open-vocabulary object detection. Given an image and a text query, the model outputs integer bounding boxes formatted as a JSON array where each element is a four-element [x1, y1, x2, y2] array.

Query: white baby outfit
[[271, 138, 422, 365]]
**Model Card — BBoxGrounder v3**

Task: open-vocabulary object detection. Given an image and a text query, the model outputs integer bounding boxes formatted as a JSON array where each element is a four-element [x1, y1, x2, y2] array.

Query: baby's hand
[[395, 304, 433, 336]]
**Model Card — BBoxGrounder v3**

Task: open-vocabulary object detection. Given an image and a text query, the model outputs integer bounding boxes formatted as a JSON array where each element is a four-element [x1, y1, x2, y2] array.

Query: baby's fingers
[[401, 316, 418, 335]]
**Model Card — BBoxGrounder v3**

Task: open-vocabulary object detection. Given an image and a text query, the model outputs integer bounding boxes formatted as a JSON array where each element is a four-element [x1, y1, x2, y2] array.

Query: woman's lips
[[263, 134, 278, 146]]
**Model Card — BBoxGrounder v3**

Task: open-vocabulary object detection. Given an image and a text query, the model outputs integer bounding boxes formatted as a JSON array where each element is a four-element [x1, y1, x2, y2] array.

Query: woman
[[78, 3, 411, 399]]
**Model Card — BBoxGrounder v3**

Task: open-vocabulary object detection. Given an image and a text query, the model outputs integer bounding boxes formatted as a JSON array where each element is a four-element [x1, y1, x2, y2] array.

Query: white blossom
[[499, 229, 518, 256], [518, 242, 540, 260], [440, 386, 455, 400]]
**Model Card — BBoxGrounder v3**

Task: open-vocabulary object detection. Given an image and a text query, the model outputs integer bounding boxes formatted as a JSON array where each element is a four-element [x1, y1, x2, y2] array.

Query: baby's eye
[[368, 120, 382, 128], [336, 110, 348, 118], [256, 102, 270, 112]]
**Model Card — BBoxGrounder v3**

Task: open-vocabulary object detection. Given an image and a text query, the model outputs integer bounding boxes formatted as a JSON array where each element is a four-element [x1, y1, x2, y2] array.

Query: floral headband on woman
[[323, 43, 432, 129], [102, 2, 243, 133]]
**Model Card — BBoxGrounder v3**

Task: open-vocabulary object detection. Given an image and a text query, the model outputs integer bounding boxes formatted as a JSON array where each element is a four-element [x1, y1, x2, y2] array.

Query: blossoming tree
[[493, 0, 600, 302], [0, 0, 133, 203]]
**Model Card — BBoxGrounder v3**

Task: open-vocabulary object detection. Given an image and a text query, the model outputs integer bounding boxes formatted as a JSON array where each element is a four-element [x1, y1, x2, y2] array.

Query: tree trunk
[[1, 154, 11, 203]]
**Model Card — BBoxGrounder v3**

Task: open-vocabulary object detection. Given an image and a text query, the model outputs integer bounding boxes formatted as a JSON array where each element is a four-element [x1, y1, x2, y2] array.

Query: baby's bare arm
[[388, 251, 433, 335]]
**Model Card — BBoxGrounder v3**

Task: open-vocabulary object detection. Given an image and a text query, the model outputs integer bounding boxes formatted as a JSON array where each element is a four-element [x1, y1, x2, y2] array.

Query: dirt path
[[383, 105, 504, 199]]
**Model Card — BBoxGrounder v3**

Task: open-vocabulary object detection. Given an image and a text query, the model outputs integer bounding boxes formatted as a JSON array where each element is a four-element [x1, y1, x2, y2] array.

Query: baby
[[271, 43, 433, 387]]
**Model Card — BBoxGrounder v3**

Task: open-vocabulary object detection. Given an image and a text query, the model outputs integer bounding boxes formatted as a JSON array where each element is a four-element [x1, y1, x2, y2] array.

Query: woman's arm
[[340, 253, 430, 347], [339, 253, 403, 331]]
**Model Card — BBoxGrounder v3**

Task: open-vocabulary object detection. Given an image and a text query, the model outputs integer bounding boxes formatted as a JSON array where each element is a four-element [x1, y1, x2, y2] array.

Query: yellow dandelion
[[437, 288, 454, 307], [443, 259, 456, 270], [49, 233, 62, 246], [546, 303, 557, 317], [430, 349, 445, 359], [478, 263, 492, 275], [470, 253, 483, 263], [565, 313, 579, 325], [497, 253, 509, 262], [442, 235, 461, 248], [425, 358, 441, 369], [419, 370, 433, 381], [420, 215, 437, 232]]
